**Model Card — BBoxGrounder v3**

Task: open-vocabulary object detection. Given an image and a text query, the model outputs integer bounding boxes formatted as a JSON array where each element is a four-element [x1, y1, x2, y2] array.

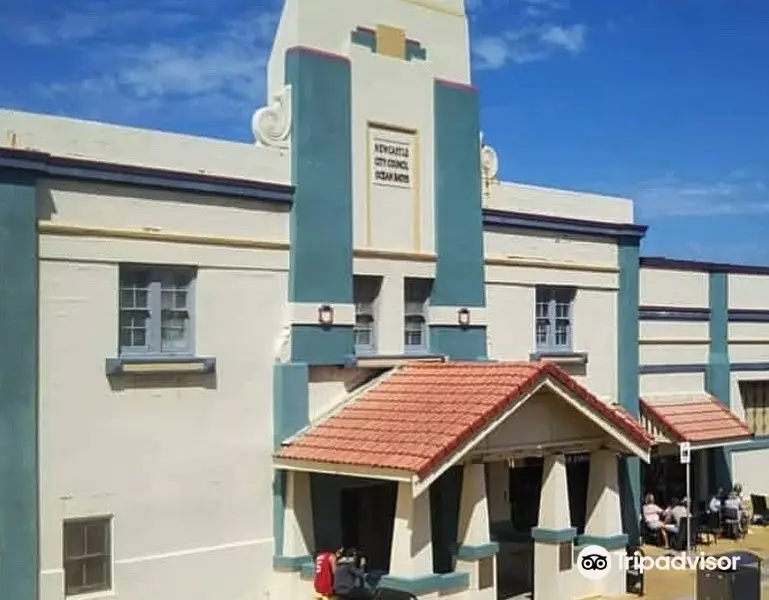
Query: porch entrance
[[340, 482, 397, 572], [497, 455, 591, 599]]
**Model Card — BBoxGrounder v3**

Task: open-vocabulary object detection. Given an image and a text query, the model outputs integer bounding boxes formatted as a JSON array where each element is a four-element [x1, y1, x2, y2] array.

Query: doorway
[[340, 482, 397, 572]]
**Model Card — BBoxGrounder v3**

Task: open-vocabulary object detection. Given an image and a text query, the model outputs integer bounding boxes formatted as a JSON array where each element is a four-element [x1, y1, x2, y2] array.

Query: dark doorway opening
[[340, 482, 397, 573]]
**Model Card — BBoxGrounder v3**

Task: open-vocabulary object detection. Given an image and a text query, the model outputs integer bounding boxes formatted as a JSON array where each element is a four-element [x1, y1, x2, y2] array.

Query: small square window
[[404, 278, 432, 354], [119, 266, 195, 357], [354, 276, 381, 355], [63, 517, 112, 596]]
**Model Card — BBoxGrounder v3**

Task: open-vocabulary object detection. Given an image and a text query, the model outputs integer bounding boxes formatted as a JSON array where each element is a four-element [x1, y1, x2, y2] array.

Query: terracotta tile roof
[[276, 361, 653, 479], [640, 394, 751, 444]]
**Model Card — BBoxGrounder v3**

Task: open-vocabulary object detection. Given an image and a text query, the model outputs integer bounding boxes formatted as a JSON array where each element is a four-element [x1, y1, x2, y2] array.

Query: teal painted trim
[[707, 272, 732, 489], [433, 80, 485, 309], [619, 457, 641, 545], [485, 209, 647, 240], [729, 435, 769, 452], [285, 47, 353, 305], [291, 325, 354, 365], [300, 560, 316, 579], [273, 554, 311, 570], [530, 527, 577, 543], [273, 363, 310, 448], [0, 147, 293, 204], [379, 572, 469, 595], [455, 542, 499, 559], [350, 27, 376, 52], [272, 472, 286, 556], [0, 169, 39, 600], [429, 325, 487, 360], [406, 39, 427, 61], [617, 238, 642, 547], [707, 272, 730, 407], [617, 238, 641, 417], [577, 534, 628, 550], [272, 363, 309, 557]]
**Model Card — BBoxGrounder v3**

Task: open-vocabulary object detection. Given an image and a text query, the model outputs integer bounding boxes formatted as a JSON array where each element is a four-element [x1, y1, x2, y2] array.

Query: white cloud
[[473, 23, 587, 69], [18, 5, 280, 132], [635, 172, 769, 218]]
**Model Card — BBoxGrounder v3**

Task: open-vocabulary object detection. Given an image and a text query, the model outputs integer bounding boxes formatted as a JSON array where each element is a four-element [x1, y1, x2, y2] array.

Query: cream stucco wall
[[639, 268, 709, 307], [37, 183, 288, 600], [486, 279, 617, 400], [485, 181, 634, 224], [1, 109, 289, 184], [732, 449, 769, 495], [640, 372, 706, 396], [484, 228, 618, 266], [729, 274, 769, 309]]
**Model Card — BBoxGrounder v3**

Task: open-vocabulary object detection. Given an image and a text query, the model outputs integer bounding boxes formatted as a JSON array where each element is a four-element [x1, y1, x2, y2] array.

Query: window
[[404, 278, 431, 353], [740, 381, 769, 435], [354, 276, 381, 354], [63, 517, 112, 596], [119, 266, 194, 356], [535, 287, 575, 352]]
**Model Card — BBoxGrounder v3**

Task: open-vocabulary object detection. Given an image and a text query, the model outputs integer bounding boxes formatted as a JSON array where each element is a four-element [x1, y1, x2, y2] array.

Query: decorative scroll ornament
[[251, 85, 292, 148], [480, 131, 499, 202]]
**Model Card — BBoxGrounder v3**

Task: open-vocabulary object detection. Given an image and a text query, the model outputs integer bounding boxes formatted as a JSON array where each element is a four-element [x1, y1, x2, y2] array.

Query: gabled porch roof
[[274, 361, 653, 491], [640, 393, 753, 450]]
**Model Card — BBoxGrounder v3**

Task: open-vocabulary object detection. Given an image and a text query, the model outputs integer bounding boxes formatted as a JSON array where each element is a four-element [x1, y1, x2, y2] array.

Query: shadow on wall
[[108, 372, 217, 392]]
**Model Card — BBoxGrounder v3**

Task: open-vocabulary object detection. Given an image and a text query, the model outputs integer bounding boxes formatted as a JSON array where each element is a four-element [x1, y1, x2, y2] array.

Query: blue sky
[[2, 0, 769, 265]]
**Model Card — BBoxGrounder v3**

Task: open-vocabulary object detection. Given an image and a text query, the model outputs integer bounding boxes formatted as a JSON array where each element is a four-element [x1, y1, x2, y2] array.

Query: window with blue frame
[[119, 265, 195, 357], [535, 286, 575, 353], [353, 275, 381, 354], [404, 278, 432, 353]]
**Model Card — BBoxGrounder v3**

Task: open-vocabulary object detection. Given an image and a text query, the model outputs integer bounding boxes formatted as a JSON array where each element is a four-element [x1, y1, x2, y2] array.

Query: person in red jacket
[[314, 547, 340, 597]]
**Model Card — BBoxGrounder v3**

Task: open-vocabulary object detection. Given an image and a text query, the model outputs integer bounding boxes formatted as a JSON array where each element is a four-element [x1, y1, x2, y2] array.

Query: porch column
[[273, 470, 315, 598], [283, 470, 315, 557], [456, 463, 498, 600], [531, 454, 575, 600], [583, 450, 626, 596], [379, 482, 443, 596]]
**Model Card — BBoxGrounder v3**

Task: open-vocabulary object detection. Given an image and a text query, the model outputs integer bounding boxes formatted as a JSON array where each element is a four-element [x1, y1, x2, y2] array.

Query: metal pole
[[686, 459, 692, 556]]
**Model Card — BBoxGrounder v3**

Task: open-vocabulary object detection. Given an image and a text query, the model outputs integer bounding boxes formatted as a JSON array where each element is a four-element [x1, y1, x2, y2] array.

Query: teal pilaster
[[707, 271, 732, 488], [0, 169, 39, 600], [285, 47, 354, 364], [272, 363, 310, 557], [432, 80, 487, 359], [617, 237, 641, 544], [428, 325, 487, 360]]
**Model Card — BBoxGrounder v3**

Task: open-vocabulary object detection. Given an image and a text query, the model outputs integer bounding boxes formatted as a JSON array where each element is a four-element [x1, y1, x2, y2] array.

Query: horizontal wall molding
[[641, 256, 769, 276], [485, 255, 618, 274], [639, 306, 710, 321], [0, 146, 293, 203], [39, 222, 290, 251], [639, 363, 707, 374], [639, 362, 769, 374], [639, 339, 709, 345], [728, 309, 769, 322], [483, 208, 647, 240]]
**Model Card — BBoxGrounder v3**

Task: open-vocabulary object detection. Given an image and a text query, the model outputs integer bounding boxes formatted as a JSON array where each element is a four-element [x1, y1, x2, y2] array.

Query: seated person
[[724, 488, 748, 534], [334, 549, 372, 600], [666, 497, 691, 538], [709, 488, 724, 513], [643, 493, 672, 547], [314, 547, 341, 598]]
